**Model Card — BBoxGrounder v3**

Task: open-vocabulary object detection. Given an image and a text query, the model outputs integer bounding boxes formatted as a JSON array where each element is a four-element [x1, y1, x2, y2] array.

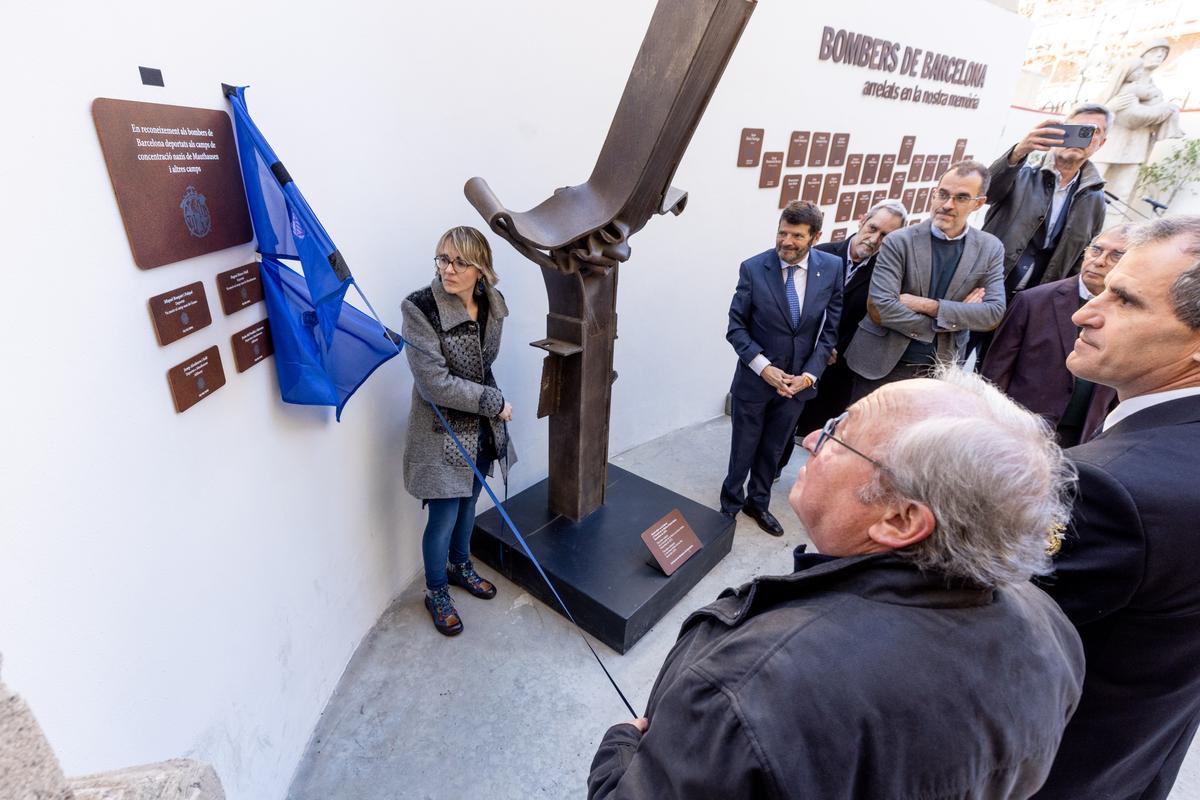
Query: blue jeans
[[422, 455, 492, 591]]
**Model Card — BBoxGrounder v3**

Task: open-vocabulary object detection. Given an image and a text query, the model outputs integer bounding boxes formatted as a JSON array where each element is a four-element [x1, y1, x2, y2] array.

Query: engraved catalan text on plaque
[[231, 319, 274, 373], [889, 171, 906, 200], [166, 346, 226, 413], [908, 155, 926, 183], [861, 154, 880, 185], [640, 509, 703, 577], [878, 154, 896, 184], [836, 192, 855, 222], [216, 262, 264, 315], [830, 228, 848, 242], [759, 152, 784, 188], [779, 175, 802, 209], [853, 191, 872, 219], [935, 155, 952, 180], [916, 187, 931, 213], [820, 174, 841, 206], [898, 135, 916, 164], [738, 128, 765, 167], [93, 99, 253, 269], [843, 154, 863, 186], [148, 281, 212, 346], [829, 133, 850, 167], [786, 131, 811, 168], [808, 132, 831, 168], [802, 174, 822, 204], [953, 138, 968, 162]]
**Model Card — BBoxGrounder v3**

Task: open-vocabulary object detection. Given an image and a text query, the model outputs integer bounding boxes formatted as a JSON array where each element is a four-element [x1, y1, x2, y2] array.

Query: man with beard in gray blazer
[[845, 161, 1005, 399]]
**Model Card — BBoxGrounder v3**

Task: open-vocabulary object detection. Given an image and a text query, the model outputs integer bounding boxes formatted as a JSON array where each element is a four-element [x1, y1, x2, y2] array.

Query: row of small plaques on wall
[[740, 129, 968, 172], [147, 261, 274, 413]]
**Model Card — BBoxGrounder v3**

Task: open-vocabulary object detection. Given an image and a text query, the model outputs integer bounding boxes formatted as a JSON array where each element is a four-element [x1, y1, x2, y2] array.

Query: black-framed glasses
[[1085, 244, 1125, 266], [805, 412, 887, 472], [932, 189, 982, 205], [434, 254, 476, 273]]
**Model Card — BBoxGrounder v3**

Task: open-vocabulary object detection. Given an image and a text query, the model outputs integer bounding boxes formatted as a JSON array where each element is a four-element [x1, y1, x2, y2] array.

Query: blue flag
[[225, 85, 398, 420]]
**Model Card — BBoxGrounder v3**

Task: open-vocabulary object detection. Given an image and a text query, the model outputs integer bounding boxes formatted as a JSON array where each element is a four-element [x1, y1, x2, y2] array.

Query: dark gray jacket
[[982, 147, 1106, 286], [589, 552, 1084, 800], [400, 278, 515, 499]]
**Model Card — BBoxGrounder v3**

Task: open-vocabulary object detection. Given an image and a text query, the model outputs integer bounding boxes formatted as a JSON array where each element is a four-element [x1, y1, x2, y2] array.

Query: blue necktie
[[785, 265, 801, 327]]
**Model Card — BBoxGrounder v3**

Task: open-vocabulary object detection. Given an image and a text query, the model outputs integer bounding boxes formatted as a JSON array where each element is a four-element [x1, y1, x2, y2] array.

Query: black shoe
[[425, 587, 464, 636], [743, 507, 784, 537], [447, 560, 497, 599]]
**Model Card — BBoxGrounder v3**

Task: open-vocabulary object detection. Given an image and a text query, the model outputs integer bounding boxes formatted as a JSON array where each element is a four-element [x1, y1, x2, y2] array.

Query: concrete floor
[[287, 415, 1200, 800]]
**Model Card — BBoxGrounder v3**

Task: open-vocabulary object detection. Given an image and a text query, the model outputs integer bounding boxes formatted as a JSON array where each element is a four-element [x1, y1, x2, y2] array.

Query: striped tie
[[785, 265, 801, 327]]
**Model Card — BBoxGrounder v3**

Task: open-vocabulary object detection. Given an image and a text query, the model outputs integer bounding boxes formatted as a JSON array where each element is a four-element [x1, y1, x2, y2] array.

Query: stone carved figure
[[1096, 39, 1185, 206]]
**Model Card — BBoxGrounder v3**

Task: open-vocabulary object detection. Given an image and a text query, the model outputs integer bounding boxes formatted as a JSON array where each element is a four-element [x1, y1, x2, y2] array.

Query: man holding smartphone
[[968, 104, 1111, 365]]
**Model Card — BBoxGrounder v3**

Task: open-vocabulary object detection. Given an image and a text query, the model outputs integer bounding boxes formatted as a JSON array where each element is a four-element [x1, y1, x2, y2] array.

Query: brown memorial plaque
[[759, 151, 784, 188], [953, 138, 968, 162], [808, 131, 831, 168], [786, 131, 811, 167], [910, 217, 922, 226], [908, 155, 926, 183], [871, 189, 887, 205], [166, 345, 226, 413], [921, 157, 938, 182], [148, 282, 212, 346], [778, 175, 802, 209], [835, 192, 855, 222], [861, 154, 880, 185], [878, 154, 896, 184], [898, 135, 916, 164], [829, 132, 850, 167], [820, 173, 842, 206], [640, 509, 702, 577], [93, 99, 252, 270], [843, 154, 863, 186], [216, 262, 264, 315], [738, 128, 765, 167], [902, 188, 916, 210], [936, 154, 952, 180], [853, 191, 872, 219], [231, 319, 274, 373], [802, 174, 822, 203], [889, 171, 907, 199], [830, 228, 848, 242], [916, 187, 931, 212]]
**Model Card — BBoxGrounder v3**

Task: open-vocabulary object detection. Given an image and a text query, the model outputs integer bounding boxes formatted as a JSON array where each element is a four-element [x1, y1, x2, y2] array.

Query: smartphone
[[1055, 124, 1097, 149]]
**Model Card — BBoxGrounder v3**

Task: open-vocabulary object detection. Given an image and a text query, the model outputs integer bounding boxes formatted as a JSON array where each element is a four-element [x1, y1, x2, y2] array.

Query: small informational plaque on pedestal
[[738, 128, 765, 167], [92, 98, 252, 269], [167, 346, 226, 413], [148, 282, 212, 345], [216, 262, 264, 315], [640, 509, 703, 577], [231, 319, 273, 373]]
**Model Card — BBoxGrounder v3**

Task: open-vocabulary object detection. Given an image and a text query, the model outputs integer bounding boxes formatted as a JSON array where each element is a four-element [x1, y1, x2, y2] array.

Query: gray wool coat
[[400, 278, 516, 500]]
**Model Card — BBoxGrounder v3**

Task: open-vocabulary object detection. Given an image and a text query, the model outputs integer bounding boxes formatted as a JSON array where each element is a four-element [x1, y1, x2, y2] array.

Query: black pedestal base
[[471, 465, 735, 653]]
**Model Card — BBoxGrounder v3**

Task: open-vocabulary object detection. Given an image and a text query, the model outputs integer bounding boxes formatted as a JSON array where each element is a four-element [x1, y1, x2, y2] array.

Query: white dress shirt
[[1102, 386, 1200, 432]]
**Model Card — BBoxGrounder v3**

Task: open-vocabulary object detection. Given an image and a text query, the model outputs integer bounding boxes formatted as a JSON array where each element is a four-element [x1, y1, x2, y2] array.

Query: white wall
[[0, 2, 1028, 799]]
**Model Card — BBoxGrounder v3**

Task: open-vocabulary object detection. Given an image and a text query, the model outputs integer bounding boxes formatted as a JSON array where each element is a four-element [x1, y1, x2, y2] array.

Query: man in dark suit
[[844, 161, 1006, 399], [981, 226, 1130, 446], [722, 201, 842, 536], [1034, 216, 1200, 800], [788, 200, 908, 456]]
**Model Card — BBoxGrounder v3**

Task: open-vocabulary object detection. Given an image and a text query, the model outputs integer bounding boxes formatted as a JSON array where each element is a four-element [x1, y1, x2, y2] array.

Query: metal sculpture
[[466, 0, 756, 520]]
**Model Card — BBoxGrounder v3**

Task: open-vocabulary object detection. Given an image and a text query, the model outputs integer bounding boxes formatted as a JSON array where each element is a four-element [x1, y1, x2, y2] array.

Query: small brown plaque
[[836, 192, 855, 222], [808, 131, 831, 168], [935, 154, 952, 180], [779, 175, 803, 208], [802, 174, 822, 204], [908, 155, 926, 183], [878, 154, 896, 184], [921, 157, 938, 182], [902, 188, 916, 209], [231, 319, 273, 373], [148, 282, 212, 346], [216, 262, 264, 315], [889, 171, 907, 199], [93, 99, 253, 270], [166, 345, 226, 413], [916, 187, 931, 212], [820, 173, 842, 206], [640, 509, 702, 577], [861, 154, 880, 185], [829, 133, 850, 167], [843, 154, 863, 186], [830, 228, 848, 242], [910, 218, 922, 226], [853, 191, 872, 219], [759, 151, 784, 188], [738, 128, 765, 167], [953, 138, 968, 162], [786, 131, 811, 167], [871, 189, 887, 205], [898, 135, 916, 164]]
